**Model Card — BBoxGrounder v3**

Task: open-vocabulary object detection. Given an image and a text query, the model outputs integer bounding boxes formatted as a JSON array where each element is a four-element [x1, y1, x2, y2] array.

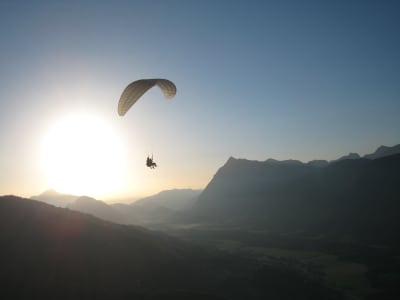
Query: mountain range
[[193, 146, 400, 244], [30, 189, 201, 226], [30, 143, 400, 242]]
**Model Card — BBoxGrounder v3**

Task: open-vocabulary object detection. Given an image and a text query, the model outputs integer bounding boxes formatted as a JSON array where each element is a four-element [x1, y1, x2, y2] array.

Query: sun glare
[[40, 114, 125, 197]]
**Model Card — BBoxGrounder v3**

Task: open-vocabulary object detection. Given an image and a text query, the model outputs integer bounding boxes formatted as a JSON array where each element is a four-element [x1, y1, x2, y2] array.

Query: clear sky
[[0, 0, 399, 202]]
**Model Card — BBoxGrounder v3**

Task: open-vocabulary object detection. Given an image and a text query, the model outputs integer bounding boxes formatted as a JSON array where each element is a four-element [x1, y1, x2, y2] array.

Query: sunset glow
[[40, 115, 126, 197]]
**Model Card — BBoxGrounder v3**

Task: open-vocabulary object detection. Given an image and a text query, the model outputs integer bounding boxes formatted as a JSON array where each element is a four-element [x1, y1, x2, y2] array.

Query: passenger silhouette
[[146, 155, 157, 169]]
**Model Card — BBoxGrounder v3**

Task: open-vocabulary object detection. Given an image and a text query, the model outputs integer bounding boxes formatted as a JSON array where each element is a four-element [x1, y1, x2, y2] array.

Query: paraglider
[[118, 79, 176, 169]]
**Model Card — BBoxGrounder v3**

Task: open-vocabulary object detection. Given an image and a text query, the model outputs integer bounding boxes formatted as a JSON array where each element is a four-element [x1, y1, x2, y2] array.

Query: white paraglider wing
[[118, 79, 176, 116]]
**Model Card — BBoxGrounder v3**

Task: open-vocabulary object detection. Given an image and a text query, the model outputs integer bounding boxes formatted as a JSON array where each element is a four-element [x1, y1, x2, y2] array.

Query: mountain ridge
[[30, 189, 78, 207], [225, 143, 400, 166]]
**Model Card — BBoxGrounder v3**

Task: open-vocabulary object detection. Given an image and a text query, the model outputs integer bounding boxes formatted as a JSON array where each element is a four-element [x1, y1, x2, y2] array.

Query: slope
[[0, 196, 228, 299]]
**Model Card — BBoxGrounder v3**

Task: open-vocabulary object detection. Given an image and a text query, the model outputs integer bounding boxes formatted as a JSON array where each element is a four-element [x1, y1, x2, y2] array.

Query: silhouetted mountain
[[364, 144, 400, 159], [0, 195, 337, 300], [194, 156, 314, 217], [333, 152, 360, 162], [132, 189, 201, 211], [330, 143, 400, 162], [193, 154, 400, 243], [67, 196, 127, 224], [306, 160, 329, 168], [30, 189, 78, 207]]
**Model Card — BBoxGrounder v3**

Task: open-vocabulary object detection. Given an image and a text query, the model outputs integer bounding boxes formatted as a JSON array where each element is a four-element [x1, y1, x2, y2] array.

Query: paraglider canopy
[[118, 78, 176, 116]]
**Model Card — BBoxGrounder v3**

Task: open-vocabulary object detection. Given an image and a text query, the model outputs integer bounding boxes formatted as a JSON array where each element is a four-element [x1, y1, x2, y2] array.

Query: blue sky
[[0, 0, 399, 200]]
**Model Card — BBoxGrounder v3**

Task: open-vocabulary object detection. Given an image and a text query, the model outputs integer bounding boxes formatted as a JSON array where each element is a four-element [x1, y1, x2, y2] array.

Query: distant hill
[[329, 143, 400, 162], [132, 189, 201, 211], [30, 189, 78, 207], [30, 189, 202, 227], [193, 153, 400, 243], [306, 160, 329, 168], [332, 152, 360, 162], [364, 144, 400, 159], [67, 196, 127, 224], [112, 189, 202, 227], [0, 195, 336, 300]]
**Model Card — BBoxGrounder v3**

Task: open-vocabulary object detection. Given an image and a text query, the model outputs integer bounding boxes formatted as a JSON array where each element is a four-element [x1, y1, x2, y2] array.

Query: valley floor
[[159, 225, 400, 300]]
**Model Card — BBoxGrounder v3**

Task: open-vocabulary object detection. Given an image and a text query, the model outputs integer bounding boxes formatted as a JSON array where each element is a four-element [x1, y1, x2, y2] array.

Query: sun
[[40, 114, 125, 197]]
